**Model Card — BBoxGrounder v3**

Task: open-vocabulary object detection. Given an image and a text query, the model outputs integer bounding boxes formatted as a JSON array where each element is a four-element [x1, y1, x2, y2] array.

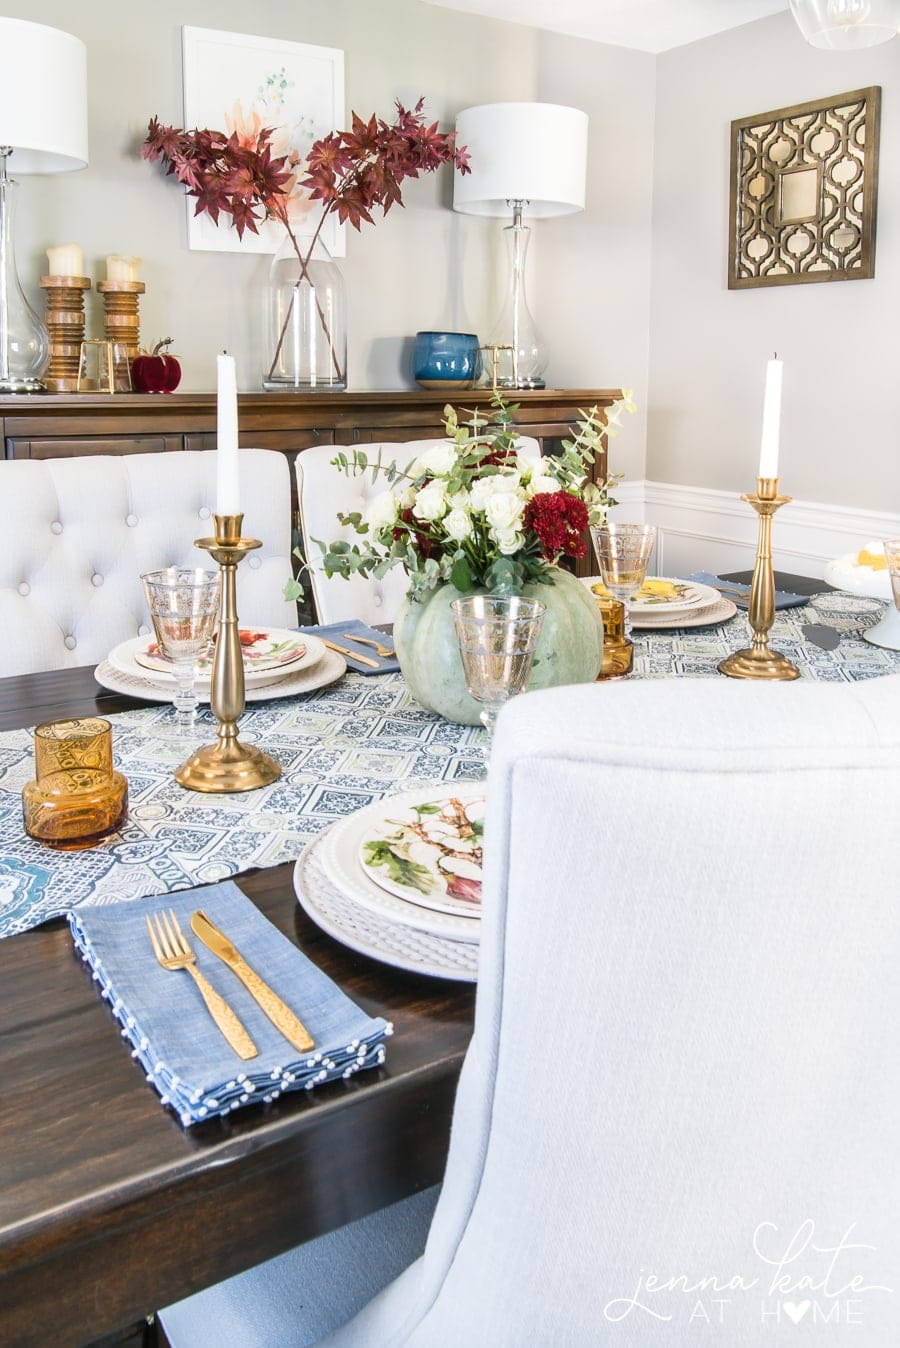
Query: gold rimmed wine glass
[[451, 594, 546, 741], [141, 568, 220, 730], [590, 522, 658, 637]]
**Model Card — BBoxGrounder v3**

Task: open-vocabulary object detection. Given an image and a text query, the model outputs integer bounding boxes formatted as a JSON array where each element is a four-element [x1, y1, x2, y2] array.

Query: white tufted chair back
[[297, 437, 541, 624], [0, 449, 296, 677]]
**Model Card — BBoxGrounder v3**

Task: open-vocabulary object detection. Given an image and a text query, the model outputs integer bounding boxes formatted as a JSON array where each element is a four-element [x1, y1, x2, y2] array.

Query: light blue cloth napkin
[[301, 619, 399, 674], [686, 570, 810, 610], [69, 881, 390, 1127]]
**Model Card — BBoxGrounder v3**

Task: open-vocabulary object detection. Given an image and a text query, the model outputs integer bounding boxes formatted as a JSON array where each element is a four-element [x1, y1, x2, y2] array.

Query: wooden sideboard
[[0, 387, 622, 479]]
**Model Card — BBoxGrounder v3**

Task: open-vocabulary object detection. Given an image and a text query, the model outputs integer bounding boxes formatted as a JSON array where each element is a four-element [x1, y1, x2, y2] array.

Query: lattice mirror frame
[[728, 87, 880, 289]]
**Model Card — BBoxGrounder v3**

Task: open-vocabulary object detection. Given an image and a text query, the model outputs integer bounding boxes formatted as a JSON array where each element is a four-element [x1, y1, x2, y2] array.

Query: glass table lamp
[[453, 102, 588, 390]]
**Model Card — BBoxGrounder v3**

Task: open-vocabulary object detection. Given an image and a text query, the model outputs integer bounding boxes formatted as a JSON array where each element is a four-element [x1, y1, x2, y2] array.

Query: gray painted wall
[[649, 11, 900, 511]]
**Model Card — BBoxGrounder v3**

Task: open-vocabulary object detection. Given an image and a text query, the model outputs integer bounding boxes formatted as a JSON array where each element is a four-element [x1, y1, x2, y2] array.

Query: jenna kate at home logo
[[603, 1220, 894, 1329]]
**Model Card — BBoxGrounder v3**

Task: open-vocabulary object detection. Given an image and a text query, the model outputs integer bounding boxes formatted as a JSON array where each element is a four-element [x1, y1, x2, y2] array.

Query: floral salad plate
[[133, 627, 309, 676], [358, 790, 485, 914]]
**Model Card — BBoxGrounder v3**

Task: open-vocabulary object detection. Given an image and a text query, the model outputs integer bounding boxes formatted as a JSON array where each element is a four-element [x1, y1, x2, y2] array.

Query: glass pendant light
[[790, 0, 900, 48]]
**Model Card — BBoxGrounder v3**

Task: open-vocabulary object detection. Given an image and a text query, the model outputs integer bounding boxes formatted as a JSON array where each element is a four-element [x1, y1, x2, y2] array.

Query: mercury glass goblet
[[590, 522, 658, 637], [451, 595, 546, 740], [141, 568, 220, 729]]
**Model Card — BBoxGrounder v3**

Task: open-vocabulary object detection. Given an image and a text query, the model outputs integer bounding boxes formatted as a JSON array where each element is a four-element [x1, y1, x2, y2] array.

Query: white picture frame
[[181, 26, 345, 257]]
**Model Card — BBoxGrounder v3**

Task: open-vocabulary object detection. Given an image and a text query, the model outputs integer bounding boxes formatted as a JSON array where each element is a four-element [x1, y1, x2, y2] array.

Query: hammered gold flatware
[[191, 909, 314, 1053], [320, 638, 380, 669], [342, 634, 395, 659], [145, 909, 258, 1060]]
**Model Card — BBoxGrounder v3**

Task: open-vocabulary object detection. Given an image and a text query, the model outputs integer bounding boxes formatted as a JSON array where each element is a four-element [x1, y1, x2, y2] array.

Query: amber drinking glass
[[22, 717, 128, 849], [451, 595, 546, 739]]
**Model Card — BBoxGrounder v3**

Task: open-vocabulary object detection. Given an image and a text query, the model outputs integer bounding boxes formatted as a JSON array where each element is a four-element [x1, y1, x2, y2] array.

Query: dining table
[[1, 590, 898, 1348]]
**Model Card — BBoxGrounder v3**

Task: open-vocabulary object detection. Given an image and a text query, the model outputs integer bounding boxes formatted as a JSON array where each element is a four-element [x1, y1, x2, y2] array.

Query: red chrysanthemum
[[523, 491, 588, 560]]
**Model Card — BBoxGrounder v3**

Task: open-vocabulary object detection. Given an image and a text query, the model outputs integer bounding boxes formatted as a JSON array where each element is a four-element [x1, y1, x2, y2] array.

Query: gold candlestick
[[39, 276, 92, 392], [718, 477, 800, 681], [96, 279, 146, 360], [175, 514, 282, 792]]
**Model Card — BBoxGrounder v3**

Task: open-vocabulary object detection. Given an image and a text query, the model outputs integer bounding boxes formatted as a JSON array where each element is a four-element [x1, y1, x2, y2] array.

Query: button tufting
[[64, 636, 77, 651], [126, 513, 138, 527], [138, 624, 151, 636], [91, 573, 104, 587], [248, 555, 261, 569], [17, 582, 30, 597], [373, 594, 383, 609], [198, 506, 211, 520], [50, 521, 62, 535]]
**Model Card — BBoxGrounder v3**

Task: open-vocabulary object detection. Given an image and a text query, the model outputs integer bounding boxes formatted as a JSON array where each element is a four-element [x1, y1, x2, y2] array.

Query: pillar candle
[[106, 254, 141, 283], [216, 354, 240, 516], [758, 357, 783, 480], [46, 243, 84, 277]]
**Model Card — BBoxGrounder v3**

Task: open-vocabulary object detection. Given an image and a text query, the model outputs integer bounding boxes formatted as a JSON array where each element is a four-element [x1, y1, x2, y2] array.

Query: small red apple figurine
[[131, 338, 182, 393]]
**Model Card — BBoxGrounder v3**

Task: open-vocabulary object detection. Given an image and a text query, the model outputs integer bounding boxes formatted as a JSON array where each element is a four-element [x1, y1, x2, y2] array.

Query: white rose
[[493, 527, 524, 556], [410, 442, 458, 478], [485, 490, 525, 533], [470, 473, 517, 512], [364, 489, 398, 532], [444, 508, 473, 541], [527, 474, 560, 497], [413, 480, 448, 522]]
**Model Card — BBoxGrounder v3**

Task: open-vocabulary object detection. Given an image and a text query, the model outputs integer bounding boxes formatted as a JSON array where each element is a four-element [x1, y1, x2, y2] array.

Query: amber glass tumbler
[[22, 717, 128, 849], [592, 595, 634, 679]]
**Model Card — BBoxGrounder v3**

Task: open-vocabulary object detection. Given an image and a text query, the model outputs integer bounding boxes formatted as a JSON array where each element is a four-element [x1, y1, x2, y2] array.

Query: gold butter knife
[[320, 638, 380, 669], [190, 910, 315, 1053]]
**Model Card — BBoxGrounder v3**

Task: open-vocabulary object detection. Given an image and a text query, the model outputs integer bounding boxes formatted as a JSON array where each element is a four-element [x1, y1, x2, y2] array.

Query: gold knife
[[190, 910, 315, 1053], [320, 638, 380, 669]]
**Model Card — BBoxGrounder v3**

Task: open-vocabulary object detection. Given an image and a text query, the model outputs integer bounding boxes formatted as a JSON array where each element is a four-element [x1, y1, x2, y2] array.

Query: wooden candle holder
[[96, 280, 146, 360], [39, 276, 92, 393]]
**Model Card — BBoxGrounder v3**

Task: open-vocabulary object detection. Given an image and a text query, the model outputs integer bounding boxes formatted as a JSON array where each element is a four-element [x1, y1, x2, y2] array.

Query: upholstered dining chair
[[296, 437, 541, 625], [0, 449, 296, 677], [161, 672, 900, 1347]]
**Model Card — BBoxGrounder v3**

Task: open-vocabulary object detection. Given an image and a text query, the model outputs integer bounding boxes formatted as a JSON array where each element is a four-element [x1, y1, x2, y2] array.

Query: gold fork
[[146, 909, 258, 1060], [343, 634, 395, 659]]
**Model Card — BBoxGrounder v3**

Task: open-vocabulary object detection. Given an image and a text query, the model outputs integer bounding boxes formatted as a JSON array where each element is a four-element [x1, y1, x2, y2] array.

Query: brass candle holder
[[175, 514, 282, 792], [718, 477, 800, 681], [96, 279, 146, 360], [39, 275, 92, 392]]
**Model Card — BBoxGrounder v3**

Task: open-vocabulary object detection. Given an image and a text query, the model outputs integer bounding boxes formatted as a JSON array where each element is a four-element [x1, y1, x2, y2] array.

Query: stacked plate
[[95, 627, 346, 702], [581, 577, 737, 630], [294, 783, 485, 982]]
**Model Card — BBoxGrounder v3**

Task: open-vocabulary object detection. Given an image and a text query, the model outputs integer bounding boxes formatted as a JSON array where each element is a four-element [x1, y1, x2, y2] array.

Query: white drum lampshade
[[0, 18, 88, 392], [453, 102, 588, 389]]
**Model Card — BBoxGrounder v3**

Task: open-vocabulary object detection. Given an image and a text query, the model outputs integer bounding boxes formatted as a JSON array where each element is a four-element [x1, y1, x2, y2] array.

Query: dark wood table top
[[0, 668, 475, 1348]]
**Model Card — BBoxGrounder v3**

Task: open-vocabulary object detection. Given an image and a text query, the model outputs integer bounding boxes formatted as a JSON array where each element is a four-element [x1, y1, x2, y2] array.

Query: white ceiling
[[422, 0, 791, 53]]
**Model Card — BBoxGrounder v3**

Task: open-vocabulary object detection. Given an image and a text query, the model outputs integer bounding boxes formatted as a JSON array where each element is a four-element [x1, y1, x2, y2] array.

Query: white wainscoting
[[607, 481, 900, 579]]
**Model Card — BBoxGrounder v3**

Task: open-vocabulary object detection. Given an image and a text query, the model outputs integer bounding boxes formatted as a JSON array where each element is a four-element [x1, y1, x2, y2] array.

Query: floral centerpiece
[[293, 393, 634, 725], [142, 102, 468, 386]]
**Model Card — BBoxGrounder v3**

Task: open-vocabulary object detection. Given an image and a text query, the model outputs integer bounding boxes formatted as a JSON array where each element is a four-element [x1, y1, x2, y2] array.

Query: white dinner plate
[[94, 645, 346, 703], [581, 576, 720, 617], [108, 632, 326, 691], [294, 836, 478, 982], [133, 626, 309, 677], [631, 596, 738, 630]]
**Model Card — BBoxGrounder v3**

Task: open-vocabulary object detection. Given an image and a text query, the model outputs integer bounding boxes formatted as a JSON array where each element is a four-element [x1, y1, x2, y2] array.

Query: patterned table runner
[[2, 594, 898, 938]]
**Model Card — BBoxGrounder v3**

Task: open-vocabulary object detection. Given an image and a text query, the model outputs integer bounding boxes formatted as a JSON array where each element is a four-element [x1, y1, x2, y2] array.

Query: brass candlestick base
[[96, 279, 146, 360], [40, 276, 92, 392], [718, 476, 800, 681], [175, 514, 282, 793]]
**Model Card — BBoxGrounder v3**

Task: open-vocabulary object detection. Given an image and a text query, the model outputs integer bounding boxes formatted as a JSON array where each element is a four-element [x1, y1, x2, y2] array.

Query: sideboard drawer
[[7, 434, 184, 460]]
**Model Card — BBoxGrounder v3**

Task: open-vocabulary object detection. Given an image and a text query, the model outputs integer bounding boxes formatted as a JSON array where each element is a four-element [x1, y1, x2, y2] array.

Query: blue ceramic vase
[[412, 331, 481, 389]]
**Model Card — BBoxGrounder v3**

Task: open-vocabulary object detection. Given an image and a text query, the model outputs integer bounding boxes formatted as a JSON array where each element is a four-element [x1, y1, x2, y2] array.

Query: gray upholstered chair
[[161, 672, 900, 1347], [0, 449, 296, 676], [296, 437, 541, 625]]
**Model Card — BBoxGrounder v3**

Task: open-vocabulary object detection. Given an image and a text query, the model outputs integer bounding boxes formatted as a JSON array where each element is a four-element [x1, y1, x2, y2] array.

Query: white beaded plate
[[94, 646, 347, 703], [294, 834, 479, 982]]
